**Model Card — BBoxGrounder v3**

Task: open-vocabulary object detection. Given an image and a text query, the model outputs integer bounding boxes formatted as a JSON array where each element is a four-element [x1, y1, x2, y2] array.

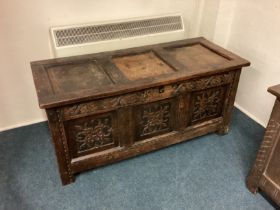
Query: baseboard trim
[[0, 104, 265, 132], [234, 103, 266, 128], [0, 118, 47, 133]]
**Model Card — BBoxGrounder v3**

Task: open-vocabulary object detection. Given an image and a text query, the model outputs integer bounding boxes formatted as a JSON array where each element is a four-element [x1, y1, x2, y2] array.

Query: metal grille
[[53, 16, 183, 47]]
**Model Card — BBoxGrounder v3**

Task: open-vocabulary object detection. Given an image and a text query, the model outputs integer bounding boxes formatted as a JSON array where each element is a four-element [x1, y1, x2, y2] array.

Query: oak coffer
[[31, 37, 250, 185], [247, 84, 280, 207]]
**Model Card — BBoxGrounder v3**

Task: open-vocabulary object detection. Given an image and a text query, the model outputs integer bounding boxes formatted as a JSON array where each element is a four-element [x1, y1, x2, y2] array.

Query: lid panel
[[165, 44, 231, 71], [46, 61, 113, 94], [112, 51, 175, 81]]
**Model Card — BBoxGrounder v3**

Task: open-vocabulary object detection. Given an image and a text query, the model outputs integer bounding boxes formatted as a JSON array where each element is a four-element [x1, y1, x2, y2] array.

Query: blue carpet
[[0, 108, 275, 210]]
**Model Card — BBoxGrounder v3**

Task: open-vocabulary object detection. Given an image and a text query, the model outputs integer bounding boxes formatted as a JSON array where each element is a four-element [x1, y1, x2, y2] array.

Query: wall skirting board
[[0, 105, 265, 133], [0, 118, 47, 133], [234, 103, 266, 127]]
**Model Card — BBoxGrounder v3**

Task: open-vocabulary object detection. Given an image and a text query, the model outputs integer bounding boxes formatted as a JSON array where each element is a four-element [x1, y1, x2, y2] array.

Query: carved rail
[[62, 72, 235, 120]]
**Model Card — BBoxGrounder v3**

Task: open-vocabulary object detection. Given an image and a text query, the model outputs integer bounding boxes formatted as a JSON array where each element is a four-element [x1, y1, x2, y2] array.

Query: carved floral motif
[[140, 102, 171, 136], [65, 103, 97, 116], [191, 88, 224, 122], [74, 117, 113, 153]]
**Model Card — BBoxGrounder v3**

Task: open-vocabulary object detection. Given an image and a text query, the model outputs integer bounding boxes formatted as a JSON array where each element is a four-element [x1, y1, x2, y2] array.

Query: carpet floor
[[0, 108, 276, 210]]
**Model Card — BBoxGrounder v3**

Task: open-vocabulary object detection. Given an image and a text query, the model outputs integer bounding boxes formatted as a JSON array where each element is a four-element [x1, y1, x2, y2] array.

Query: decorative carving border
[[56, 109, 74, 182], [173, 72, 234, 94], [190, 86, 225, 123], [139, 101, 171, 137], [62, 72, 235, 119]]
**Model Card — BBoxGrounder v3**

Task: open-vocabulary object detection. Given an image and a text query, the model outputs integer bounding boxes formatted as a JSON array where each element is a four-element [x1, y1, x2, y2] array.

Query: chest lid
[[31, 37, 250, 108]]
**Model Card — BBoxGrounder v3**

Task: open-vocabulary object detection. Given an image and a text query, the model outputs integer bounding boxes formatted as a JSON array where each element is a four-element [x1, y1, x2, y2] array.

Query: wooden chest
[[247, 84, 280, 207], [31, 37, 250, 185]]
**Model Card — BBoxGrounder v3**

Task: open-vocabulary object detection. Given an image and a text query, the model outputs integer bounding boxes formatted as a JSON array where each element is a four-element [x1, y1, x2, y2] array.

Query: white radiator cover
[[50, 14, 186, 57]]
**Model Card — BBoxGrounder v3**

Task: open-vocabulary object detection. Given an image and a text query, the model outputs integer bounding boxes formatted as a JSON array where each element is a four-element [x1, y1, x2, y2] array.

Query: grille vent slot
[[52, 15, 183, 47]]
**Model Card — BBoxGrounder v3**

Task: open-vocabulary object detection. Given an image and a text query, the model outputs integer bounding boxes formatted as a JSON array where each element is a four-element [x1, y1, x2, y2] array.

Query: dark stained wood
[[46, 60, 113, 94], [247, 85, 280, 207], [46, 109, 75, 185], [117, 107, 134, 147], [71, 117, 224, 174], [134, 98, 176, 141], [31, 37, 250, 185], [64, 111, 118, 158], [217, 69, 241, 135], [31, 37, 249, 109]]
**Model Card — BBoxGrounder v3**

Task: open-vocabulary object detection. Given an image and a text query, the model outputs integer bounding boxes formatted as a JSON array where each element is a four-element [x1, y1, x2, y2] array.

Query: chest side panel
[[265, 100, 280, 185]]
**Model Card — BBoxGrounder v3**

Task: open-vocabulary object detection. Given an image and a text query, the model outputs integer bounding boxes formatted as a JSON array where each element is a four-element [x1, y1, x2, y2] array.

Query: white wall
[[212, 0, 280, 126], [195, 0, 220, 40], [0, 0, 202, 131], [1, 0, 279, 131]]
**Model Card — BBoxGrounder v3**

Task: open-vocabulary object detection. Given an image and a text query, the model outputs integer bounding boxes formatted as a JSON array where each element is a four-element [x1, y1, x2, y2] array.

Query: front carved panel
[[75, 117, 113, 152], [141, 103, 170, 135], [64, 112, 117, 157], [135, 99, 173, 140], [190, 86, 226, 124]]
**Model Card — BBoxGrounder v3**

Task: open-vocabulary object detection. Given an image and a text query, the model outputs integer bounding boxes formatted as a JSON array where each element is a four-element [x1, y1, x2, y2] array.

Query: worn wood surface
[[31, 37, 250, 185], [31, 37, 249, 109], [247, 85, 280, 207], [113, 51, 175, 80]]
